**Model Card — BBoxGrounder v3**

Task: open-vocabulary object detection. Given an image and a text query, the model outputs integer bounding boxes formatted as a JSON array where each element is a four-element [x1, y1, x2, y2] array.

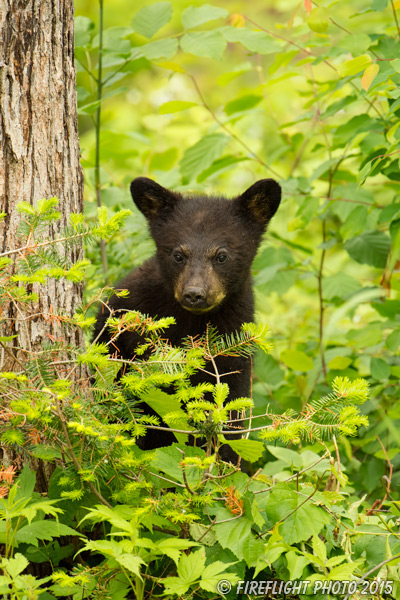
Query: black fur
[[93, 177, 281, 453]]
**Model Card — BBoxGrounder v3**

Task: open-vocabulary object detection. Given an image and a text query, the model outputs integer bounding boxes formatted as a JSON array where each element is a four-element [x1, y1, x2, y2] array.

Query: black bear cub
[[94, 177, 281, 453]]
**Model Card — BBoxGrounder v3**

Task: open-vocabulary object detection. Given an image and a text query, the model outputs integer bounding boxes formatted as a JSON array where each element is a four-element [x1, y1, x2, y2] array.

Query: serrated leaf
[[339, 54, 372, 78], [177, 548, 205, 583], [15, 521, 79, 547], [181, 5, 228, 29], [159, 101, 197, 114], [180, 31, 226, 60], [370, 357, 390, 380], [221, 26, 280, 54], [142, 38, 178, 60], [5, 553, 28, 578], [280, 349, 313, 372], [131, 2, 172, 39], [214, 514, 252, 559], [386, 329, 400, 353], [223, 438, 264, 462], [180, 133, 228, 181], [361, 63, 379, 90], [323, 273, 362, 301], [312, 534, 327, 563], [116, 554, 145, 576], [344, 231, 391, 268], [286, 550, 309, 579]]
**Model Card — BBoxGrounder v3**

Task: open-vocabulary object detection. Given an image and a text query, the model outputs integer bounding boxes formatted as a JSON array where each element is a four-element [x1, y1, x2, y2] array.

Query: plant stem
[[95, 0, 108, 281], [318, 219, 327, 378]]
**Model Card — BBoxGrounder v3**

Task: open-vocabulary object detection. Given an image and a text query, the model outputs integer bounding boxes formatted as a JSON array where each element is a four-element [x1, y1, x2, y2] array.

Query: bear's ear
[[130, 177, 179, 220], [237, 179, 281, 226]]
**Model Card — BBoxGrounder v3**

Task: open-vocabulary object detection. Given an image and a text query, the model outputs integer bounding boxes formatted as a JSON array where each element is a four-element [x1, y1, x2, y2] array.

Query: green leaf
[[223, 438, 264, 461], [15, 521, 79, 547], [180, 31, 227, 60], [265, 485, 331, 544], [5, 553, 28, 578], [328, 356, 352, 370], [323, 273, 362, 301], [180, 133, 228, 181], [307, 7, 329, 33], [224, 94, 263, 115], [181, 5, 228, 29], [131, 2, 173, 39], [386, 329, 400, 353], [141, 38, 178, 60], [200, 560, 239, 591], [214, 514, 252, 560], [338, 54, 372, 77], [197, 155, 248, 183], [221, 26, 280, 54], [370, 357, 390, 380], [116, 554, 145, 576], [286, 550, 309, 579], [280, 349, 313, 372], [74, 16, 94, 48], [344, 231, 391, 268], [30, 445, 62, 461], [15, 466, 36, 501], [159, 101, 198, 114], [312, 534, 327, 563], [177, 548, 205, 583]]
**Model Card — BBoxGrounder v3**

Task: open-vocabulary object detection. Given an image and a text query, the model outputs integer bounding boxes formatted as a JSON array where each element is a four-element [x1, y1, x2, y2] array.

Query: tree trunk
[[0, 0, 84, 368], [0, 0, 86, 478]]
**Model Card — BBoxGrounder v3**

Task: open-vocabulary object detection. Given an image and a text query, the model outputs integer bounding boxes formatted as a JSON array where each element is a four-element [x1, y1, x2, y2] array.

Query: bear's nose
[[183, 287, 206, 306]]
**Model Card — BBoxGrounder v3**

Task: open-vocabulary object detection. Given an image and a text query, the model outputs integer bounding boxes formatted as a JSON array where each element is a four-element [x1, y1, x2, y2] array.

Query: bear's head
[[130, 177, 281, 313]]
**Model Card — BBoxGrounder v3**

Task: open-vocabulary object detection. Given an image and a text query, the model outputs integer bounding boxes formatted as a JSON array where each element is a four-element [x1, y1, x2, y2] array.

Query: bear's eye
[[215, 253, 227, 264], [173, 252, 184, 263]]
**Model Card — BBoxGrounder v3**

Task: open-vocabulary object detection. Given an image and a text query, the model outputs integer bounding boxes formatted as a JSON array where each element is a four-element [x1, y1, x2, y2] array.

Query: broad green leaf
[[265, 485, 331, 544], [386, 329, 400, 353], [323, 273, 362, 301], [189, 523, 217, 546], [156, 538, 198, 566], [200, 560, 239, 591], [4, 553, 28, 579], [340, 33, 371, 55], [307, 7, 329, 33], [140, 390, 190, 444], [312, 534, 327, 563], [142, 38, 178, 60], [286, 550, 309, 579], [339, 54, 372, 78], [344, 231, 391, 268], [181, 5, 228, 29], [74, 16, 94, 48], [131, 2, 173, 39], [15, 465, 36, 501], [180, 31, 226, 60], [117, 554, 145, 576], [280, 349, 313, 372], [392, 58, 400, 72], [198, 155, 248, 183], [266, 445, 303, 468], [241, 534, 265, 568], [159, 101, 198, 114], [15, 521, 79, 547], [370, 357, 390, 380], [30, 445, 62, 461], [180, 133, 228, 180], [221, 26, 280, 54], [177, 548, 205, 583], [328, 356, 352, 370], [214, 512, 252, 559], [224, 438, 264, 461], [224, 94, 263, 115]]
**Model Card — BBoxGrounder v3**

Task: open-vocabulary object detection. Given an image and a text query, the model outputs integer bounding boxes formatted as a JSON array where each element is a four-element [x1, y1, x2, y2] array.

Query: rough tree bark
[[0, 0, 84, 366], [0, 1, 85, 476]]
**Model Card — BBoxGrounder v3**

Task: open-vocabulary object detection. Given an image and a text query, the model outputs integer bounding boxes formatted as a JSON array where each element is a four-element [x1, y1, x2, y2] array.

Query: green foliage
[[3, 0, 400, 597]]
